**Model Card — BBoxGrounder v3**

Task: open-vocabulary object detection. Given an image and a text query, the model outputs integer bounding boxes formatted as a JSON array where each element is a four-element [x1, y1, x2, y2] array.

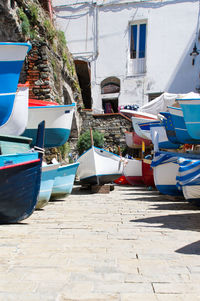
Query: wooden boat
[[36, 162, 60, 209], [29, 99, 59, 107], [0, 121, 45, 223], [142, 159, 155, 187], [177, 158, 200, 205], [51, 162, 80, 199], [22, 103, 75, 148], [125, 131, 151, 148], [0, 82, 29, 136], [0, 42, 31, 129], [151, 150, 200, 196], [120, 109, 157, 120], [123, 158, 143, 185], [176, 93, 200, 140], [147, 121, 181, 149], [76, 146, 124, 185], [132, 116, 155, 140], [0, 134, 32, 155], [151, 151, 183, 196], [158, 112, 181, 145], [167, 106, 197, 144]]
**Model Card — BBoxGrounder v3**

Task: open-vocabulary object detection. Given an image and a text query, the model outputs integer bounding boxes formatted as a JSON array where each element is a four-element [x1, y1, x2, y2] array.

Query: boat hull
[[0, 159, 41, 223], [77, 147, 123, 185], [0, 42, 31, 127], [123, 158, 143, 185], [142, 159, 155, 187], [51, 162, 80, 199], [23, 103, 75, 147], [36, 163, 60, 209]]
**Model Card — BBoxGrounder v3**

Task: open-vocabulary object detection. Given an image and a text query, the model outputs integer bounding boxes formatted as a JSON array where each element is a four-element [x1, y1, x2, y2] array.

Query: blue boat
[[51, 162, 80, 199], [36, 163, 60, 209], [22, 103, 75, 148], [0, 42, 31, 128], [0, 121, 45, 223], [167, 106, 200, 144], [177, 157, 200, 204], [0, 134, 32, 154], [139, 120, 181, 149], [151, 150, 200, 196], [158, 112, 181, 144], [177, 94, 200, 140]]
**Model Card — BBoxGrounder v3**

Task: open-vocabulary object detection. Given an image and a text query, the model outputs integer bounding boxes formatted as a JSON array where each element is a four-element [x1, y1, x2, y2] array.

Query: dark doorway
[[74, 60, 92, 109]]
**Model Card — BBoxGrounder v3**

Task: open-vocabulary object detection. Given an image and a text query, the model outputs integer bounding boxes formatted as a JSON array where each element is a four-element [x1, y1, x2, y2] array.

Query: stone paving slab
[[0, 185, 200, 300]]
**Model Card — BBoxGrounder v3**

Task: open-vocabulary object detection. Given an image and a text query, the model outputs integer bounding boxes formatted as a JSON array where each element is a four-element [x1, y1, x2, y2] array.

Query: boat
[[0, 134, 32, 155], [176, 92, 200, 140], [51, 162, 80, 199], [121, 109, 157, 120], [158, 112, 181, 145], [176, 157, 200, 205], [125, 131, 151, 148], [148, 120, 181, 149], [0, 82, 29, 136], [132, 116, 156, 140], [0, 121, 45, 223], [142, 158, 155, 187], [36, 162, 60, 209], [22, 103, 75, 148], [151, 150, 200, 196], [0, 42, 31, 129], [76, 146, 124, 185], [29, 99, 59, 107], [167, 106, 198, 144], [123, 157, 143, 185]]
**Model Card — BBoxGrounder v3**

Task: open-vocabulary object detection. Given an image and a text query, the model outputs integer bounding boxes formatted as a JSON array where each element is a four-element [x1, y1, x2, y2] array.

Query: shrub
[[77, 130, 104, 155]]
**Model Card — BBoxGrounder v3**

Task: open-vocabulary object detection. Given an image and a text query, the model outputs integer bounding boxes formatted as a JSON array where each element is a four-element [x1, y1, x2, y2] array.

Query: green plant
[[28, 3, 39, 24], [17, 8, 31, 37], [58, 142, 73, 163], [57, 30, 66, 48], [77, 130, 104, 155], [44, 19, 56, 42]]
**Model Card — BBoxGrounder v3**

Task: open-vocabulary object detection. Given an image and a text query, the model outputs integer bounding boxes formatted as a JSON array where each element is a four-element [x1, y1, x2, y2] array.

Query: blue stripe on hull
[[23, 128, 71, 148], [0, 160, 42, 223], [0, 93, 15, 126], [51, 163, 79, 199], [0, 60, 25, 94], [156, 184, 183, 196], [0, 153, 38, 167]]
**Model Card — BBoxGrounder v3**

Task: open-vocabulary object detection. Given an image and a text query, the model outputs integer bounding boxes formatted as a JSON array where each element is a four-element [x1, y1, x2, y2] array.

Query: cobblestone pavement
[[0, 185, 200, 301]]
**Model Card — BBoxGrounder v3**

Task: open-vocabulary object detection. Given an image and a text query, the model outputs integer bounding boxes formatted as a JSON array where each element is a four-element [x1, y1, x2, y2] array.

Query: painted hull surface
[[123, 158, 143, 185], [0, 134, 32, 155], [153, 161, 181, 195], [23, 103, 75, 147], [0, 152, 39, 166], [36, 163, 60, 209], [77, 146, 123, 185], [0, 42, 31, 127], [167, 106, 200, 144], [51, 162, 80, 199], [121, 109, 157, 120], [0, 83, 29, 136], [177, 97, 200, 140], [0, 158, 41, 223], [150, 123, 181, 149], [176, 157, 200, 205], [142, 159, 155, 187], [125, 131, 151, 148]]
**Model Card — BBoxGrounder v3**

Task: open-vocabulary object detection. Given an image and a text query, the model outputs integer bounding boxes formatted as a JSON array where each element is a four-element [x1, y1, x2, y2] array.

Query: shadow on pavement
[[130, 212, 200, 232], [175, 240, 200, 255]]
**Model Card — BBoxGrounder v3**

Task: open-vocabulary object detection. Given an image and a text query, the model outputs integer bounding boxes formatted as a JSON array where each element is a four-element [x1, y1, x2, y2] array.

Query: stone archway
[[101, 77, 120, 113]]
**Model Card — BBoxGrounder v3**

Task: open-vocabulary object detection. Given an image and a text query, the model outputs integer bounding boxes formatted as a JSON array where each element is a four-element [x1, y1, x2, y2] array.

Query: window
[[128, 21, 147, 75]]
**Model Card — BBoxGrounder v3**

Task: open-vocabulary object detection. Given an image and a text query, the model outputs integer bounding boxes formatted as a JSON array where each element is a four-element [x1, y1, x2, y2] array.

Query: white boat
[[177, 157, 200, 204], [0, 83, 29, 136], [123, 158, 143, 185], [76, 146, 124, 185], [0, 42, 31, 130], [132, 116, 154, 140], [120, 109, 158, 120], [151, 151, 200, 196], [22, 103, 75, 148]]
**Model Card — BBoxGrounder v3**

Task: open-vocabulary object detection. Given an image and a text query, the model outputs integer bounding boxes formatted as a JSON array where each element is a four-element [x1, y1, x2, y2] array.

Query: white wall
[[53, 0, 200, 112]]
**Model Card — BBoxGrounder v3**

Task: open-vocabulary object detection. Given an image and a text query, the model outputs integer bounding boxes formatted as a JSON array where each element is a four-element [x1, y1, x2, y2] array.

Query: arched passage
[[101, 77, 120, 113]]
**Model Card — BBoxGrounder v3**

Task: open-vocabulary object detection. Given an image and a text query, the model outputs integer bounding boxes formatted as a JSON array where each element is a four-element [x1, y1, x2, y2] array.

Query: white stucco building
[[52, 0, 200, 114]]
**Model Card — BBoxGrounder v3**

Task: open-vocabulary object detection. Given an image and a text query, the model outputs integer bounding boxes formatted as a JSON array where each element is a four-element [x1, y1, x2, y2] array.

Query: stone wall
[[75, 110, 133, 155]]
